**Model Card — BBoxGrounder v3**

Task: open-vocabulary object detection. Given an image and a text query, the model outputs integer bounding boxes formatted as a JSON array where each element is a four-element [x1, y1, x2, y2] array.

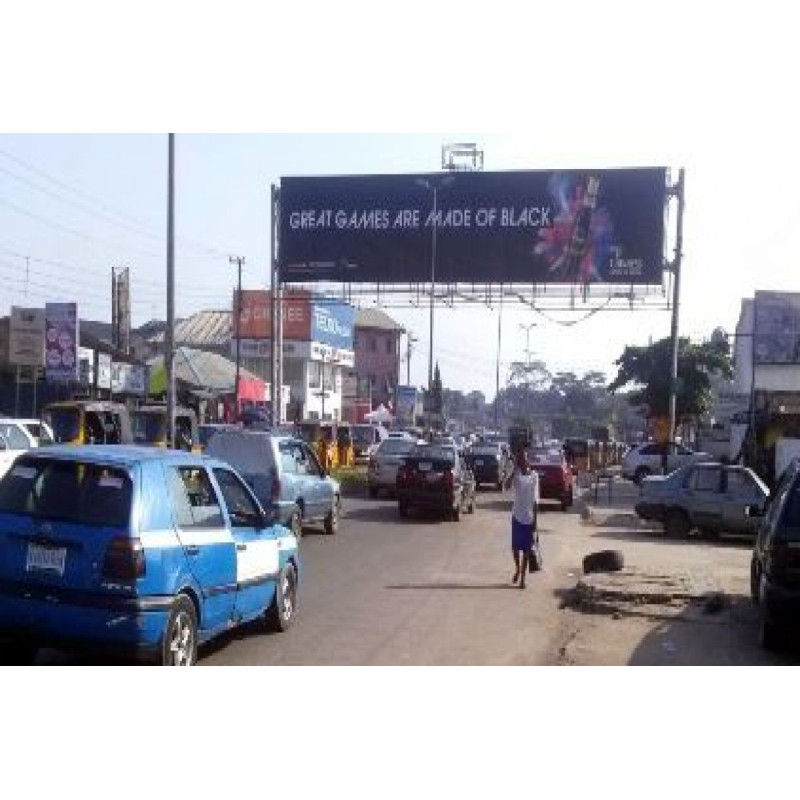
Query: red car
[[528, 448, 575, 511]]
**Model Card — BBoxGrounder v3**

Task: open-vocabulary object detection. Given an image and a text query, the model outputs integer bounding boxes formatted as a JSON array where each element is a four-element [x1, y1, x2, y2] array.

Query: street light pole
[[519, 322, 537, 367], [230, 256, 245, 417]]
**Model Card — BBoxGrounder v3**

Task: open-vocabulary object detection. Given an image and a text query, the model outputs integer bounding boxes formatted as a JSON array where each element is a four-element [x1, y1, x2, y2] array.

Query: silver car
[[622, 441, 714, 484], [368, 437, 419, 498], [635, 462, 769, 537]]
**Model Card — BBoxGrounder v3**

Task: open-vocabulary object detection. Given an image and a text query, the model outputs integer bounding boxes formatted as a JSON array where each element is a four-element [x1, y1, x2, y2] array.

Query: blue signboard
[[310, 300, 355, 350], [396, 385, 418, 423]]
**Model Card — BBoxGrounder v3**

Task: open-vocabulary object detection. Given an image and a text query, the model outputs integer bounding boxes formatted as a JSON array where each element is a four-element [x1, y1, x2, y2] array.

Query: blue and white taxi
[[0, 446, 300, 665]]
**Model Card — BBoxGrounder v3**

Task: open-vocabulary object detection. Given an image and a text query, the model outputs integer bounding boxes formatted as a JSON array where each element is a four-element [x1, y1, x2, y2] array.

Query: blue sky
[[2, 126, 798, 398]]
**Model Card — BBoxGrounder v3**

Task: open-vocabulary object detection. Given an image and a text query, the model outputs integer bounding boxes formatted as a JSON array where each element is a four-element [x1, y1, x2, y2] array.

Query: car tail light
[[103, 536, 145, 580]]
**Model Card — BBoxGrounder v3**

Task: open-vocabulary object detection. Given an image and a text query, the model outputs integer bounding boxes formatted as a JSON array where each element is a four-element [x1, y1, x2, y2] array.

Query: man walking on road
[[510, 449, 539, 589]]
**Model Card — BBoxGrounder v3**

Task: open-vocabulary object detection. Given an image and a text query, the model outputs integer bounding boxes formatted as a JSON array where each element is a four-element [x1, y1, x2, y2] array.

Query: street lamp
[[415, 176, 454, 395], [519, 322, 538, 367]]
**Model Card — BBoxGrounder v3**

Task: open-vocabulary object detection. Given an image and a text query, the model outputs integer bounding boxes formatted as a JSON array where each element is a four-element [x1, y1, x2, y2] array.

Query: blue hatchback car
[[0, 445, 300, 665]]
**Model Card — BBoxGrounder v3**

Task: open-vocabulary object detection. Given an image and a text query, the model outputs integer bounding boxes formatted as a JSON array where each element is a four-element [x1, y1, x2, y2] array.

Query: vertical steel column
[[667, 168, 686, 451], [166, 133, 176, 447]]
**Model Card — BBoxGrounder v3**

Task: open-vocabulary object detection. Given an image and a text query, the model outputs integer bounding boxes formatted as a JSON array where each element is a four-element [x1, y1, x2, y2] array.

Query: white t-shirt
[[512, 470, 538, 525]]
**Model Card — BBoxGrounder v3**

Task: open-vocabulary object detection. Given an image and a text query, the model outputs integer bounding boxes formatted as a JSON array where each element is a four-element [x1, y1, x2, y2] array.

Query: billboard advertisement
[[754, 291, 800, 365], [45, 302, 79, 382], [78, 346, 94, 386], [396, 385, 418, 424], [310, 300, 355, 350], [9, 306, 45, 367], [279, 168, 667, 285], [233, 289, 311, 340], [97, 353, 112, 390], [111, 362, 147, 395]]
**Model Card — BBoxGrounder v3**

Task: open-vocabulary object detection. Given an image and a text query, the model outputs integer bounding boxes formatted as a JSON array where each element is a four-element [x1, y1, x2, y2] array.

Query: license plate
[[418, 462, 432, 472], [474, 459, 484, 466], [26, 543, 66, 576]]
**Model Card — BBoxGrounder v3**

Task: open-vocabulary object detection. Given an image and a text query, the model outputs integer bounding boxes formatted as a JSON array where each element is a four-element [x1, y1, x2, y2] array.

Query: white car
[[622, 441, 714, 484], [0, 418, 54, 480]]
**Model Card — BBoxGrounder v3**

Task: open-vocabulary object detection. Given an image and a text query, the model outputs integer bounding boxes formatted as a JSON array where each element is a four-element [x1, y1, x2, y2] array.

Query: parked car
[[622, 441, 714, 484], [368, 437, 419, 498], [206, 430, 341, 539], [750, 459, 800, 649], [197, 423, 238, 451], [0, 419, 54, 481], [351, 423, 388, 463], [635, 462, 769, 537], [465, 443, 511, 490], [528, 448, 575, 511], [396, 443, 476, 520], [0, 445, 300, 665]]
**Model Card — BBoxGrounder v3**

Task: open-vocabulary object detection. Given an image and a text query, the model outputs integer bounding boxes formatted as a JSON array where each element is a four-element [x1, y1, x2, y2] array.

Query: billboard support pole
[[494, 286, 503, 427], [166, 133, 176, 448], [270, 184, 281, 424], [230, 256, 245, 415], [667, 168, 685, 461]]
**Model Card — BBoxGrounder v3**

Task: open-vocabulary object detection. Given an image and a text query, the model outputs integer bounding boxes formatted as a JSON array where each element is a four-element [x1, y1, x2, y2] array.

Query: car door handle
[[236, 543, 247, 552], [185, 545, 200, 556]]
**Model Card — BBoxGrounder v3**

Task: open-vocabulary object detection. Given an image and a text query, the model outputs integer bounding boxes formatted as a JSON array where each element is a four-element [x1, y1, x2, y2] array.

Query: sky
[[2, 3, 798, 401]]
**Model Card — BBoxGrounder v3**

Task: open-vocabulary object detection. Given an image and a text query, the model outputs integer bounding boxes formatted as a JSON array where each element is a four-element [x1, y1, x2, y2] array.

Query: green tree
[[608, 336, 732, 423]]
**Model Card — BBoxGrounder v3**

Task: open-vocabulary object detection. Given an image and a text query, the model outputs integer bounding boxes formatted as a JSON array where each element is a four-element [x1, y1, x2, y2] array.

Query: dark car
[[396, 444, 476, 521], [465, 443, 510, 490], [750, 460, 800, 649], [528, 448, 575, 511]]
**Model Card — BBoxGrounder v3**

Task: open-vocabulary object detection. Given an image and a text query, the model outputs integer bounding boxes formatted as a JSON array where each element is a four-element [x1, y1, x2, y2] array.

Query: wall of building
[[354, 327, 400, 406]]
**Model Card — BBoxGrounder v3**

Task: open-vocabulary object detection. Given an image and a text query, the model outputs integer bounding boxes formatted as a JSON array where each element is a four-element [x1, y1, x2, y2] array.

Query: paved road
[[202, 492, 572, 665]]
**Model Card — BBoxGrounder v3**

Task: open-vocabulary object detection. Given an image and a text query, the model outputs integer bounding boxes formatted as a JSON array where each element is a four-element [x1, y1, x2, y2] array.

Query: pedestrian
[[510, 449, 539, 589]]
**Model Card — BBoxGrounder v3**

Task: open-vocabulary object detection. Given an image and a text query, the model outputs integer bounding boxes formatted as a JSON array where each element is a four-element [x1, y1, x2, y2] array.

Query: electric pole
[[406, 332, 418, 385], [667, 169, 685, 455], [166, 133, 176, 448], [230, 255, 245, 416]]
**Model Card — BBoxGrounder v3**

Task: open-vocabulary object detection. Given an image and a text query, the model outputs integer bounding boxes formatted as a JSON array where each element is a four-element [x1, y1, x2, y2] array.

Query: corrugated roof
[[149, 346, 259, 391], [149, 310, 232, 346], [355, 308, 404, 332]]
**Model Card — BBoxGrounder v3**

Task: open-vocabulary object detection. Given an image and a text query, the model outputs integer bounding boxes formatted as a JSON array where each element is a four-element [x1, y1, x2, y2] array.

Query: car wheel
[[265, 561, 298, 633], [289, 507, 303, 541], [467, 494, 476, 514], [452, 497, 462, 521], [560, 489, 573, 512], [634, 466, 650, 485], [496, 481, 504, 492], [398, 501, 409, 518], [161, 596, 198, 666], [324, 495, 340, 535], [664, 508, 691, 538], [368, 486, 379, 499]]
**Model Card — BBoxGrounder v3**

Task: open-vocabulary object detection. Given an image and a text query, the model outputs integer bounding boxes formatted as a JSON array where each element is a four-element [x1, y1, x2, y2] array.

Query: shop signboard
[[45, 302, 79, 382], [9, 306, 45, 367]]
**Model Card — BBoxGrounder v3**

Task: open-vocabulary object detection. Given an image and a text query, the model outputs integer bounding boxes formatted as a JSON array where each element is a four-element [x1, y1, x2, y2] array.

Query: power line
[[0, 145, 237, 259]]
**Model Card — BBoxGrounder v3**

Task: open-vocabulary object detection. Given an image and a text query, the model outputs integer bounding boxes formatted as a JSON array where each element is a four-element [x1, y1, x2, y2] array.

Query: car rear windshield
[[45, 407, 81, 443], [564, 440, 589, 457], [379, 438, 416, 455], [352, 426, 375, 446], [0, 457, 133, 528], [409, 446, 456, 464], [471, 447, 499, 457]]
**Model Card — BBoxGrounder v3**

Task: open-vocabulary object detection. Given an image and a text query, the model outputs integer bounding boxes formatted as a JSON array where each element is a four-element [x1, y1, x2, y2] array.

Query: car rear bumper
[[368, 468, 401, 488], [397, 490, 455, 511], [0, 582, 171, 652]]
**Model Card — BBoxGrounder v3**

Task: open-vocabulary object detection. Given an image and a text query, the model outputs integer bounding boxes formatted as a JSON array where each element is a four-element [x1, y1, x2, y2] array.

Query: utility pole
[[230, 255, 245, 415], [520, 322, 537, 367], [667, 169, 686, 455], [494, 287, 504, 427], [166, 133, 176, 448], [405, 332, 418, 385]]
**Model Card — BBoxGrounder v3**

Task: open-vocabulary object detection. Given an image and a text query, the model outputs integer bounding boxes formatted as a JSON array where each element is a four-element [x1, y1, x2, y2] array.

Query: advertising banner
[[78, 346, 95, 386], [97, 353, 112, 390], [280, 168, 667, 285], [111, 362, 147, 396], [9, 306, 45, 367], [45, 303, 79, 382], [311, 300, 355, 350], [233, 289, 311, 339], [754, 291, 800, 364], [396, 385, 418, 423]]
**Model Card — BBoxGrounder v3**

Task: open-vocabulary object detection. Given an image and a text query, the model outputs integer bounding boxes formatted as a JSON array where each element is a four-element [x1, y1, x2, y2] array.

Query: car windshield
[[0, 457, 133, 528], [352, 426, 375, 446], [45, 407, 81, 443], [132, 411, 167, 444], [379, 439, 416, 455]]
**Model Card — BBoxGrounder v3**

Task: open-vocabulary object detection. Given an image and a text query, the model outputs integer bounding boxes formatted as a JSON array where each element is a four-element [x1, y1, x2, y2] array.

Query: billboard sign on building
[[111, 362, 147, 396], [9, 306, 45, 367], [78, 346, 94, 386], [754, 291, 800, 365], [280, 168, 667, 285], [311, 300, 355, 350], [233, 289, 311, 340], [396, 385, 418, 424], [45, 302, 79, 382], [97, 353, 112, 390]]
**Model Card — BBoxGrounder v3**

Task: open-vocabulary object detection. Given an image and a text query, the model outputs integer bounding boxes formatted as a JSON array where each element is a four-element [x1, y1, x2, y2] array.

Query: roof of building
[[355, 308, 404, 333], [149, 346, 259, 392], [149, 310, 231, 347]]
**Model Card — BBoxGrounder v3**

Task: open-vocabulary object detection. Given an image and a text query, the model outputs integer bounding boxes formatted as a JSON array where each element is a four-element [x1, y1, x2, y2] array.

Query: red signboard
[[233, 289, 311, 340]]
